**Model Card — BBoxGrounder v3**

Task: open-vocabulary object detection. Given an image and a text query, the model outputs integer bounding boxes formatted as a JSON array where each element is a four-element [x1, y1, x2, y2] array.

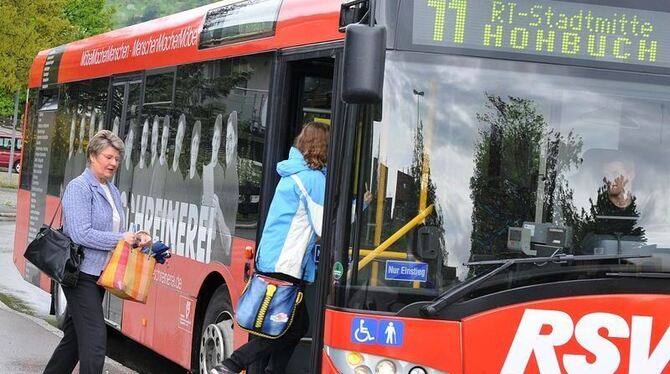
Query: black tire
[[197, 285, 234, 374], [12, 161, 19, 174], [53, 282, 68, 330]]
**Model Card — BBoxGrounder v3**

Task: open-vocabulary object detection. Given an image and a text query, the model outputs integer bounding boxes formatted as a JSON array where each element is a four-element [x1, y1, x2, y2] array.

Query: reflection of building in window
[[363, 114, 454, 288]]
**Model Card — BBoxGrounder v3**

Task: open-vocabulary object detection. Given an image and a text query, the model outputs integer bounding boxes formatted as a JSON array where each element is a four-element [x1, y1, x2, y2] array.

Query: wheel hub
[[200, 317, 233, 374]]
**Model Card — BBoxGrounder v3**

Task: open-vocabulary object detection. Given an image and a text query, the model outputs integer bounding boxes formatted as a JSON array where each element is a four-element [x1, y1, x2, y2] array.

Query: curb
[[0, 299, 136, 373], [0, 298, 61, 335]]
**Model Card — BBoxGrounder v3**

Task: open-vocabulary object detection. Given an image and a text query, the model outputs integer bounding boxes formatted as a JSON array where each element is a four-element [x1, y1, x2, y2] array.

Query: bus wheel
[[53, 283, 67, 329], [199, 285, 234, 374], [13, 161, 20, 174]]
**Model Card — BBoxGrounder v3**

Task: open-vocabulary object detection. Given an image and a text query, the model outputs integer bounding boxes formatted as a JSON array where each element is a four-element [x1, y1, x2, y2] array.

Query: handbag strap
[[254, 174, 312, 286], [48, 200, 63, 228]]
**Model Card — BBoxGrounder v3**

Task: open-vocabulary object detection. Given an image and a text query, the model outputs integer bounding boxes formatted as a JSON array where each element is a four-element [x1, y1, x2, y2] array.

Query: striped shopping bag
[[98, 241, 156, 303]]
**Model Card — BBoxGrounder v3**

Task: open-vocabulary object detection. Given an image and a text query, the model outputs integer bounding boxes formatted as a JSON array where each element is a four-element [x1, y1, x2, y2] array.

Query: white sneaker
[[210, 365, 235, 374]]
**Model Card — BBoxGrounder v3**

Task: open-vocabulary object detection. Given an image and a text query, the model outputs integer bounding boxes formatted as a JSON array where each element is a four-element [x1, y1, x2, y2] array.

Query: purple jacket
[[62, 168, 125, 276]]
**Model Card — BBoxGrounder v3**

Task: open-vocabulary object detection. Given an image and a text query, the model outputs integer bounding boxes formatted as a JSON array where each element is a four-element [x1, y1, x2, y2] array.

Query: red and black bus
[[15, 0, 670, 373]]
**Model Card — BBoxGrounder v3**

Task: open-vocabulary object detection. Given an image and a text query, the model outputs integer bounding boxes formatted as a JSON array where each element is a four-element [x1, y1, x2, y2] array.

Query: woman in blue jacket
[[44, 130, 142, 374], [212, 122, 329, 374]]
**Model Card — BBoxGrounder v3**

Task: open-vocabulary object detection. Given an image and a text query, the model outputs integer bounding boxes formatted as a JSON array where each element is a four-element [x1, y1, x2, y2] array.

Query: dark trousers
[[44, 273, 107, 374], [224, 301, 309, 374]]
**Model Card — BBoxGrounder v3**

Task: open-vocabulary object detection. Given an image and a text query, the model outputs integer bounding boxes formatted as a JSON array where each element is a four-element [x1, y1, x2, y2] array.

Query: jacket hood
[[277, 147, 314, 177]]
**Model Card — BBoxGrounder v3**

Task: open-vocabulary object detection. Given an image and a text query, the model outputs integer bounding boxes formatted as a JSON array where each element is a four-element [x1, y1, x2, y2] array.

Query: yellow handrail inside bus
[[349, 249, 409, 260], [358, 204, 434, 271]]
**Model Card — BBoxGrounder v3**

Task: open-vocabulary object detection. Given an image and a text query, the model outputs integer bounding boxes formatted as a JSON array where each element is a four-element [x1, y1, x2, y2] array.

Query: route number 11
[[427, 0, 468, 43]]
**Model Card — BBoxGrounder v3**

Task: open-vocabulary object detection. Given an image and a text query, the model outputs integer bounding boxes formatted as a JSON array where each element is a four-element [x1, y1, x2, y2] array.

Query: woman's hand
[[122, 232, 136, 245], [135, 231, 152, 248]]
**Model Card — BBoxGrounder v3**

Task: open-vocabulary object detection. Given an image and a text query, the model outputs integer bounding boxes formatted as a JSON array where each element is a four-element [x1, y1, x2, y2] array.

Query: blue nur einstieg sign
[[384, 260, 428, 282], [351, 317, 404, 346]]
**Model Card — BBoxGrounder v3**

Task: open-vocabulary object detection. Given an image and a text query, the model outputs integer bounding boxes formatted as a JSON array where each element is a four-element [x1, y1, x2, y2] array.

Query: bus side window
[[171, 54, 272, 247]]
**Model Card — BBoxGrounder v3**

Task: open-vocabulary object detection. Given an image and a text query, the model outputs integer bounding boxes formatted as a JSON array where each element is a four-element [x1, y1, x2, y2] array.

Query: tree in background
[[0, 0, 115, 119], [64, 0, 116, 39], [107, 0, 213, 28]]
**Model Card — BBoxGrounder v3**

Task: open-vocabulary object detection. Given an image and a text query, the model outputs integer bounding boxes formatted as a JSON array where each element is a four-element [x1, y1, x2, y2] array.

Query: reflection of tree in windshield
[[469, 94, 583, 264], [176, 62, 252, 178]]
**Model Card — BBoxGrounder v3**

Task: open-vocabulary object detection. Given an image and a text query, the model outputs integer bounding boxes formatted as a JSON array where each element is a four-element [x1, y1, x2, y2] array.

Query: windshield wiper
[[606, 272, 670, 278], [420, 253, 651, 317]]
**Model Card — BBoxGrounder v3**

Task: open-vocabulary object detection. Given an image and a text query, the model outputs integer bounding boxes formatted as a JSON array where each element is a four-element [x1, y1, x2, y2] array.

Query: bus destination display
[[413, 0, 670, 68]]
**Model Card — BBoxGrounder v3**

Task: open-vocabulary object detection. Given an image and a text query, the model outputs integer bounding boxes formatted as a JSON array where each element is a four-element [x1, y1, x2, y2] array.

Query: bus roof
[[29, 0, 343, 88]]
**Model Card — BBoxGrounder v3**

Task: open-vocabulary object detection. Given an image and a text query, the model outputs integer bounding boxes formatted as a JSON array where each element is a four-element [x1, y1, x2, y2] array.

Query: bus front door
[[105, 76, 143, 330], [253, 49, 340, 374]]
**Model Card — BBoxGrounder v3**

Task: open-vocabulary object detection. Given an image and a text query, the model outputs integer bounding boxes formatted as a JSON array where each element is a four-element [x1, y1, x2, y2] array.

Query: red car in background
[[0, 128, 22, 173]]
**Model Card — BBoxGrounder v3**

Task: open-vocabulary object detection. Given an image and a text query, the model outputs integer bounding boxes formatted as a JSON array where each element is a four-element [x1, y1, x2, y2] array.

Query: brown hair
[[295, 122, 329, 170]]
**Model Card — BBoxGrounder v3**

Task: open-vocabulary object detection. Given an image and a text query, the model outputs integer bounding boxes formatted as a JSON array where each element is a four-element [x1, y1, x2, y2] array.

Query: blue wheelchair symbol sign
[[351, 318, 377, 344], [378, 320, 404, 346]]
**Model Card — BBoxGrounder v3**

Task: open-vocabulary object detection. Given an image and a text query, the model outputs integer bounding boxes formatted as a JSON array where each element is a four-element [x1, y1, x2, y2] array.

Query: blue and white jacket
[[255, 147, 325, 283]]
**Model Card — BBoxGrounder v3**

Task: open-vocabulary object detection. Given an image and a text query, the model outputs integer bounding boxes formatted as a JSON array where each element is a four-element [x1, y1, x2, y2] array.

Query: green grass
[[0, 173, 18, 189], [44, 316, 58, 328], [0, 292, 35, 316]]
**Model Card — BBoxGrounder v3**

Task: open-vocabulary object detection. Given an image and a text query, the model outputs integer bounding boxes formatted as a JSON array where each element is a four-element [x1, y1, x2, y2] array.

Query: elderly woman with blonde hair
[[43, 130, 149, 374]]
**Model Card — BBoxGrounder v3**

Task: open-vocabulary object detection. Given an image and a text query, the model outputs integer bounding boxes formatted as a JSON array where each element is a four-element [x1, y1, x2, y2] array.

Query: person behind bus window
[[131, 119, 152, 211], [70, 115, 89, 179], [188, 120, 202, 181], [211, 122, 329, 374], [149, 115, 170, 199], [68, 115, 77, 160], [221, 111, 239, 260], [117, 121, 136, 203], [578, 154, 645, 254], [164, 114, 189, 255], [202, 114, 230, 263], [171, 114, 186, 174], [43, 130, 145, 374], [123, 122, 135, 173], [593, 157, 644, 236], [112, 116, 119, 136], [88, 110, 97, 141], [138, 119, 150, 170], [150, 115, 159, 168], [62, 114, 78, 190]]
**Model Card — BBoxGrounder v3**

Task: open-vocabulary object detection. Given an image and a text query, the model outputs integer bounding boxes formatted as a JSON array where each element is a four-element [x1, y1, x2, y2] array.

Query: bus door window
[[106, 78, 143, 328], [290, 58, 334, 133]]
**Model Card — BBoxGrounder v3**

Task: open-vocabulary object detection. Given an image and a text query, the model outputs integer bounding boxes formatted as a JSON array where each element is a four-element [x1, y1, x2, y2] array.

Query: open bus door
[[251, 46, 343, 373], [102, 75, 144, 329]]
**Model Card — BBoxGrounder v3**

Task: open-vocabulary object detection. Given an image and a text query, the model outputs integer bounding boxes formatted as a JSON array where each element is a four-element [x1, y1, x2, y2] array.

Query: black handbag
[[23, 203, 83, 287]]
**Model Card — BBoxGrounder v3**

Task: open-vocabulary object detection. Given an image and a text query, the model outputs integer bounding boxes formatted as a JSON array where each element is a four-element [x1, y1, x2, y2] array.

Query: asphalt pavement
[[0, 187, 135, 373], [0, 300, 135, 374], [0, 187, 186, 374]]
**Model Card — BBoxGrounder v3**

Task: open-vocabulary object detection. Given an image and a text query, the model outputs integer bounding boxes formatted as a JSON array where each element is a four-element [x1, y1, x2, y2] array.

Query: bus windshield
[[339, 50, 670, 313]]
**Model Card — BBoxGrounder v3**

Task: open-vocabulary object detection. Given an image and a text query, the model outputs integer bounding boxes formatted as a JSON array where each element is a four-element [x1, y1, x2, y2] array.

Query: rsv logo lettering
[[501, 309, 670, 374]]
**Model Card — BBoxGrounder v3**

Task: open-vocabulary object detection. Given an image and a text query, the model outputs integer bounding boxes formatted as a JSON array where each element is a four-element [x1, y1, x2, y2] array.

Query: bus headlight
[[409, 367, 428, 374], [346, 352, 364, 366], [354, 365, 373, 374], [375, 359, 397, 374]]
